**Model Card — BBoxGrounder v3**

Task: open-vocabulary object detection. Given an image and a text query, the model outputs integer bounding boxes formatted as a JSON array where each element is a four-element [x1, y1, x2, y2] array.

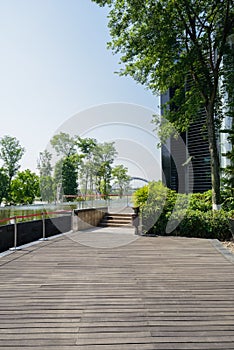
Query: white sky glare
[[0, 0, 158, 173]]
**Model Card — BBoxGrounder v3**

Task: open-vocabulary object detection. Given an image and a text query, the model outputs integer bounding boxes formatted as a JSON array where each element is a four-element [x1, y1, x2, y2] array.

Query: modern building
[[161, 88, 212, 193], [161, 35, 233, 195]]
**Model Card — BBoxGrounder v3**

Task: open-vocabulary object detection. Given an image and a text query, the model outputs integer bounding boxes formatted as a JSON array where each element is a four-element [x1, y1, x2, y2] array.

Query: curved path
[[0, 228, 233, 349]]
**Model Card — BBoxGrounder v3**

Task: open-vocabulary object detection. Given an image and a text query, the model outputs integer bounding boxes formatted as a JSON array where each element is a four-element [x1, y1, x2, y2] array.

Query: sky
[[0, 0, 159, 177]]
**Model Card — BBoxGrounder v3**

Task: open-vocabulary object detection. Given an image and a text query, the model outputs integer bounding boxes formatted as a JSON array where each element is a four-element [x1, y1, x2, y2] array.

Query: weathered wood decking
[[0, 228, 233, 349]]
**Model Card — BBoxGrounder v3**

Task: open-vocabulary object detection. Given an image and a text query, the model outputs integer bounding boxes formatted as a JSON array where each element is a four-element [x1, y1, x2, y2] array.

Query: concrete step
[[99, 222, 133, 228], [106, 216, 132, 221], [102, 220, 132, 225], [108, 213, 133, 217], [99, 212, 133, 228]]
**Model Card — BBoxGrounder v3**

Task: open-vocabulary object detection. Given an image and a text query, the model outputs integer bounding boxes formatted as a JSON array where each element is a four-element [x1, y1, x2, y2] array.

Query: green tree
[[37, 150, 53, 177], [77, 137, 98, 197], [0, 168, 9, 204], [112, 165, 131, 197], [10, 170, 39, 205], [94, 142, 117, 198], [37, 150, 54, 202], [221, 34, 234, 209], [39, 176, 55, 203], [54, 158, 64, 185], [50, 132, 77, 157], [0, 136, 25, 201], [92, 0, 233, 208], [61, 155, 78, 201]]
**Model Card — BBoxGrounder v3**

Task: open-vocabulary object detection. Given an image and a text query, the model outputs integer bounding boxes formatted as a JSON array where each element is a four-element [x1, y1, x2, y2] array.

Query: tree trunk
[[206, 103, 221, 209]]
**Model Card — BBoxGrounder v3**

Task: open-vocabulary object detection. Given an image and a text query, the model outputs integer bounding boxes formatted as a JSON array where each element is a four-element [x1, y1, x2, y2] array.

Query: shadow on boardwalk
[[0, 228, 234, 349]]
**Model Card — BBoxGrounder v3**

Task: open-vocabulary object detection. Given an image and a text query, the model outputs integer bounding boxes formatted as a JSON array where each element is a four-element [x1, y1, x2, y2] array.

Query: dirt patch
[[222, 240, 234, 254]]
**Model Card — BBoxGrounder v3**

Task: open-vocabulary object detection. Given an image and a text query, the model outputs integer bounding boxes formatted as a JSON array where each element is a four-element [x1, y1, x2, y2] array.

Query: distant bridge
[[130, 177, 149, 184]]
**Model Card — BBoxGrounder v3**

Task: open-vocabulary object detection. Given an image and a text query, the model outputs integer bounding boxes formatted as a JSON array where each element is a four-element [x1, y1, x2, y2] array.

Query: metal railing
[[0, 210, 72, 251]]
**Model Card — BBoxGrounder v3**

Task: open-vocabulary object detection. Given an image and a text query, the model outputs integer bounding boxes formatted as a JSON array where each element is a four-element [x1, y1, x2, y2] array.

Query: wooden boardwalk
[[0, 229, 234, 349]]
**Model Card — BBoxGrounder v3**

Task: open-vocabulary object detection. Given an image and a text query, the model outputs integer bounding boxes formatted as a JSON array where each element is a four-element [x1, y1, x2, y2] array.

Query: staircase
[[98, 213, 133, 228]]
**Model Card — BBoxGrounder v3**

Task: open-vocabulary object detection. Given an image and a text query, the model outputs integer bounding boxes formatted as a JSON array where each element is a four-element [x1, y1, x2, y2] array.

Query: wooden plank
[[0, 233, 233, 349]]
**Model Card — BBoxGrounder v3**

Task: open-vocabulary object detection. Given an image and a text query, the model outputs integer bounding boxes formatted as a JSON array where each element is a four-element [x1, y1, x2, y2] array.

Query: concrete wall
[[73, 207, 107, 231], [0, 215, 71, 253]]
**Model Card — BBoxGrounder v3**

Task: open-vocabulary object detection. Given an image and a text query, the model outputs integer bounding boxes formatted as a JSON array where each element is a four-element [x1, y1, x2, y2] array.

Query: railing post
[[39, 212, 48, 241], [14, 216, 17, 248], [10, 216, 21, 251], [71, 210, 74, 232]]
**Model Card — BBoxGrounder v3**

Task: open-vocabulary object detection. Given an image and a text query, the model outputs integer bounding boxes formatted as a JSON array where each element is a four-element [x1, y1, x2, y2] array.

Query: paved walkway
[[0, 228, 234, 349]]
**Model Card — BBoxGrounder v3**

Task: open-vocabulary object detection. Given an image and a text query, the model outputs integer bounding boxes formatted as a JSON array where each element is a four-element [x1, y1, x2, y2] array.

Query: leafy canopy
[[93, 0, 233, 128], [0, 135, 25, 181], [92, 0, 233, 206], [10, 170, 39, 205]]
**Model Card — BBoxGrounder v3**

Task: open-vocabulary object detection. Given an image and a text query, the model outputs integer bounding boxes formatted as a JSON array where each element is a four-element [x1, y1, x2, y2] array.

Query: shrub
[[133, 185, 149, 207], [134, 182, 232, 241], [134, 181, 176, 234], [188, 191, 212, 211], [177, 209, 231, 241]]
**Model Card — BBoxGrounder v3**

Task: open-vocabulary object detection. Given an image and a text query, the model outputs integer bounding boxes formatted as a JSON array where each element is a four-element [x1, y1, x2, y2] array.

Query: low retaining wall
[[73, 207, 107, 231], [0, 208, 107, 254], [0, 215, 71, 253]]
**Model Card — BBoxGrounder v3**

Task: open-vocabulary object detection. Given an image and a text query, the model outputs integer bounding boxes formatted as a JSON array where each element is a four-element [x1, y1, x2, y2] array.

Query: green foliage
[[10, 170, 40, 205], [177, 210, 231, 241], [133, 185, 149, 207], [0, 136, 25, 203], [78, 138, 98, 197], [39, 176, 54, 203], [77, 137, 97, 155], [50, 134, 120, 199], [37, 150, 53, 177], [50, 132, 77, 156], [112, 165, 131, 197], [92, 0, 234, 206], [62, 156, 78, 201], [53, 158, 64, 185], [134, 181, 231, 240], [134, 181, 175, 234], [221, 195, 234, 211], [0, 135, 25, 181], [94, 142, 117, 198], [0, 168, 9, 204], [92, 0, 233, 125], [188, 191, 212, 211]]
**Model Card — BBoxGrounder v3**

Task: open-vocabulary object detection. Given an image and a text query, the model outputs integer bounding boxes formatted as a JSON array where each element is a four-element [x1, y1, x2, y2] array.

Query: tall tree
[[37, 150, 54, 202], [112, 165, 131, 197], [0, 168, 9, 204], [221, 33, 234, 205], [53, 158, 64, 187], [94, 142, 117, 197], [77, 137, 98, 197], [10, 170, 39, 205], [61, 155, 78, 201], [50, 132, 77, 157], [0, 135, 25, 202], [37, 150, 53, 177], [39, 176, 55, 203], [92, 0, 234, 208], [0, 135, 25, 182]]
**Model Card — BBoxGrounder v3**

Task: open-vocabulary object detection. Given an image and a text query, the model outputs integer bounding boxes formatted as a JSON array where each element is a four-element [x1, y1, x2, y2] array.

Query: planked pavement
[[0, 228, 233, 349]]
